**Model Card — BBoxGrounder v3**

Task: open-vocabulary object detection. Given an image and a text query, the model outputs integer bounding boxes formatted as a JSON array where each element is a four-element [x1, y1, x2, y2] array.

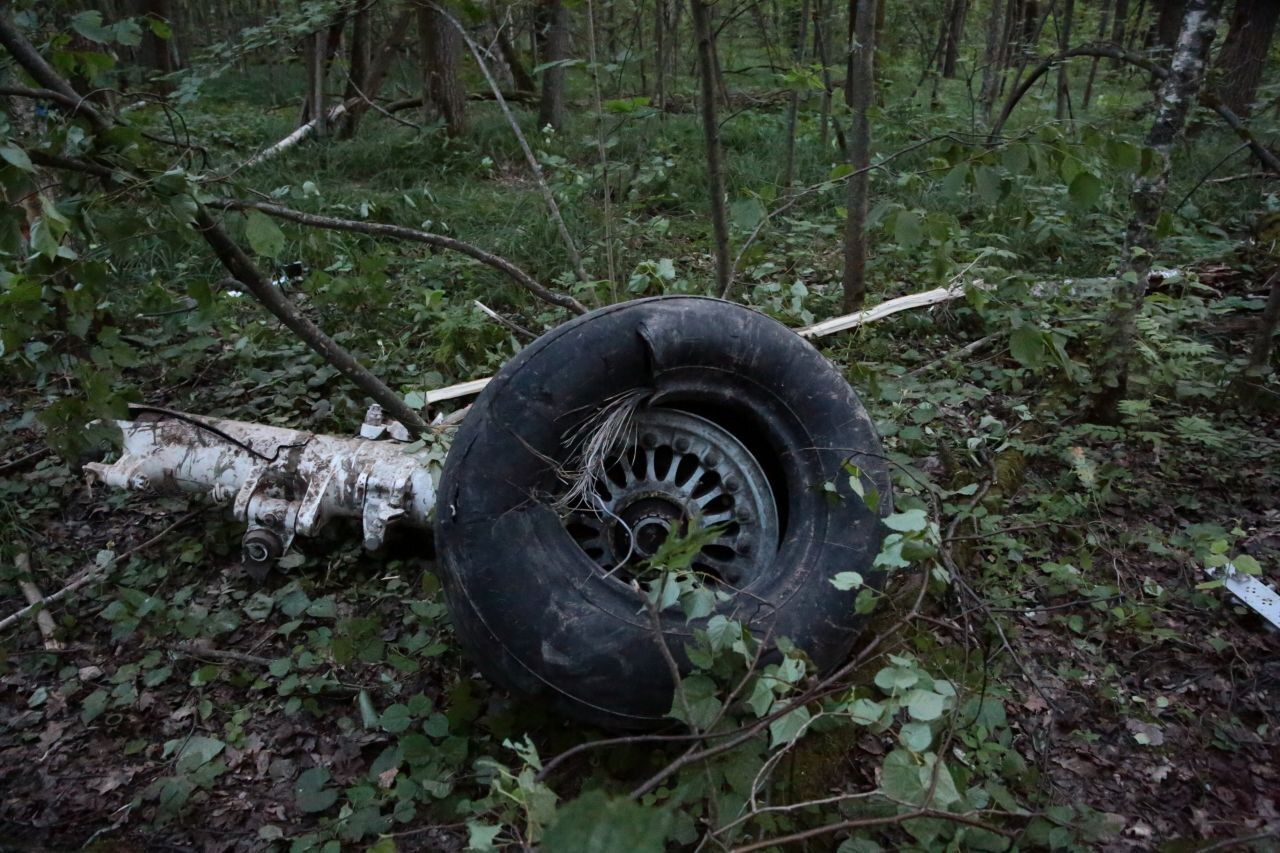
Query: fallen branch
[[0, 511, 204, 635], [240, 100, 352, 171], [208, 198, 586, 315], [418, 282, 978, 406], [474, 300, 535, 340], [194, 204, 431, 434], [15, 554, 61, 650], [797, 281, 972, 338]]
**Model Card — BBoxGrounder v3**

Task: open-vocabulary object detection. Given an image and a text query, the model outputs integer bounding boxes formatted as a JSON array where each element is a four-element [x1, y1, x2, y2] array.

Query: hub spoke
[[561, 408, 779, 590]]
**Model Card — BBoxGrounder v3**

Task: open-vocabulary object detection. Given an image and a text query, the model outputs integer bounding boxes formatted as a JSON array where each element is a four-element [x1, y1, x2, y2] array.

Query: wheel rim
[[562, 407, 780, 587]]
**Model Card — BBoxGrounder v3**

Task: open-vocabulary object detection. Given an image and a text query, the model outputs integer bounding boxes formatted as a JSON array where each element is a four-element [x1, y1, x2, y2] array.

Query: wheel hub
[[563, 407, 779, 587]]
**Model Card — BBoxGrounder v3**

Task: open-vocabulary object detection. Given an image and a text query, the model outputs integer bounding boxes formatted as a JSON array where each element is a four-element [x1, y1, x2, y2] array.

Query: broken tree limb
[[208, 198, 586, 315], [0, 511, 204, 635], [420, 282, 978, 407], [797, 280, 973, 338], [239, 100, 351, 171], [474, 300, 536, 340], [16, 555, 61, 650], [0, 13, 430, 438], [192, 205, 431, 434]]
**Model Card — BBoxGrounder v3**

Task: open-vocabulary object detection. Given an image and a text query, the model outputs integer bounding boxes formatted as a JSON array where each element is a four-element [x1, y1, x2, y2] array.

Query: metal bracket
[[1207, 562, 1280, 630]]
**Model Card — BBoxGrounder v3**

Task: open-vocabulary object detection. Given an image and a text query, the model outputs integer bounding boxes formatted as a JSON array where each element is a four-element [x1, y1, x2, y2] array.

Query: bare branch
[[208, 198, 586, 315]]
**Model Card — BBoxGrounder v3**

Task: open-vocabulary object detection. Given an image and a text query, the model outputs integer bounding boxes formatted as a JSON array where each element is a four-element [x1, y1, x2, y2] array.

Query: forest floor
[[3, 64, 1280, 851]]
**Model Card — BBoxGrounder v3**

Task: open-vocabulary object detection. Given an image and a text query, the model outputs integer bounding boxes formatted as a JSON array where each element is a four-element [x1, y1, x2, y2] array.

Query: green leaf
[[670, 674, 722, 730], [769, 705, 812, 748], [1009, 325, 1047, 368], [905, 689, 946, 722], [730, 197, 766, 231], [379, 703, 412, 733], [883, 509, 927, 533], [1232, 555, 1261, 575], [71, 11, 111, 43], [974, 165, 1002, 204], [894, 210, 923, 248], [81, 689, 109, 723], [747, 677, 775, 717], [831, 571, 863, 591], [542, 790, 672, 853], [900, 721, 933, 751], [245, 210, 285, 260], [940, 163, 968, 197], [881, 748, 925, 804], [1068, 171, 1103, 208], [466, 822, 503, 851], [0, 144, 34, 173], [849, 697, 885, 725], [358, 689, 379, 729], [295, 767, 338, 813], [176, 735, 225, 773]]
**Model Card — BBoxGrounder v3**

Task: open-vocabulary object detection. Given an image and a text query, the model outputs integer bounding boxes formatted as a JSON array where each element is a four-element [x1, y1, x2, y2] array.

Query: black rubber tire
[[435, 297, 892, 728]]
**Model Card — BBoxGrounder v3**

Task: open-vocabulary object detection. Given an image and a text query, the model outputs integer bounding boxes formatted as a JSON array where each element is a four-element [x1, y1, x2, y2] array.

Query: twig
[[0, 446, 51, 475], [15, 554, 61, 650], [0, 510, 205, 634], [904, 334, 997, 378], [174, 641, 272, 667], [730, 806, 1014, 852], [209, 198, 586, 315], [473, 300, 535, 340]]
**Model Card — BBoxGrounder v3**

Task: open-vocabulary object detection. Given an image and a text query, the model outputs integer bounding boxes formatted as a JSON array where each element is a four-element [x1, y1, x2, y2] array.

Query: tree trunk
[[339, 10, 413, 137], [1154, 0, 1187, 49], [342, 3, 370, 106], [782, 0, 812, 191], [1090, 0, 1223, 421], [1112, 0, 1130, 48], [655, 0, 667, 111], [842, 0, 878, 312], [312, 29, 328, 138], [814, 0, 836, 150], [537, 0, 568, 130], [493, 5, 537, 94], [1083, 0, 1112, 106], [419, 1, 466, 136], [1245, 270, 1280, 377], [979, 0, 1006, 117], [690, 0, 732, 297], [135, 0, 176, 79], [942, 0, 969, 78], [1056, 0, 1075, 121], [1215, 0, 1280, 116]]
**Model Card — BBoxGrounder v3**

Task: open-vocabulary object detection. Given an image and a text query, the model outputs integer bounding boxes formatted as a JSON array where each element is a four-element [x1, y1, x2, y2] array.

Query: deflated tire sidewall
[[435, 297, 892, 728]]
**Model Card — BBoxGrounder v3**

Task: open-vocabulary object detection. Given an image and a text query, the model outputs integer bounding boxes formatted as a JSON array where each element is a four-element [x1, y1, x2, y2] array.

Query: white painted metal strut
[[85, 407, 440, 571]]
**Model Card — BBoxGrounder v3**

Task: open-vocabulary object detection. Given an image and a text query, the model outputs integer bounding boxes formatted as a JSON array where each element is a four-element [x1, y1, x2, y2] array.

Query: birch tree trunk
[[1089, 0, 1223, 421], [691, 0, 732, 297], [842, 0, 878, 312]]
